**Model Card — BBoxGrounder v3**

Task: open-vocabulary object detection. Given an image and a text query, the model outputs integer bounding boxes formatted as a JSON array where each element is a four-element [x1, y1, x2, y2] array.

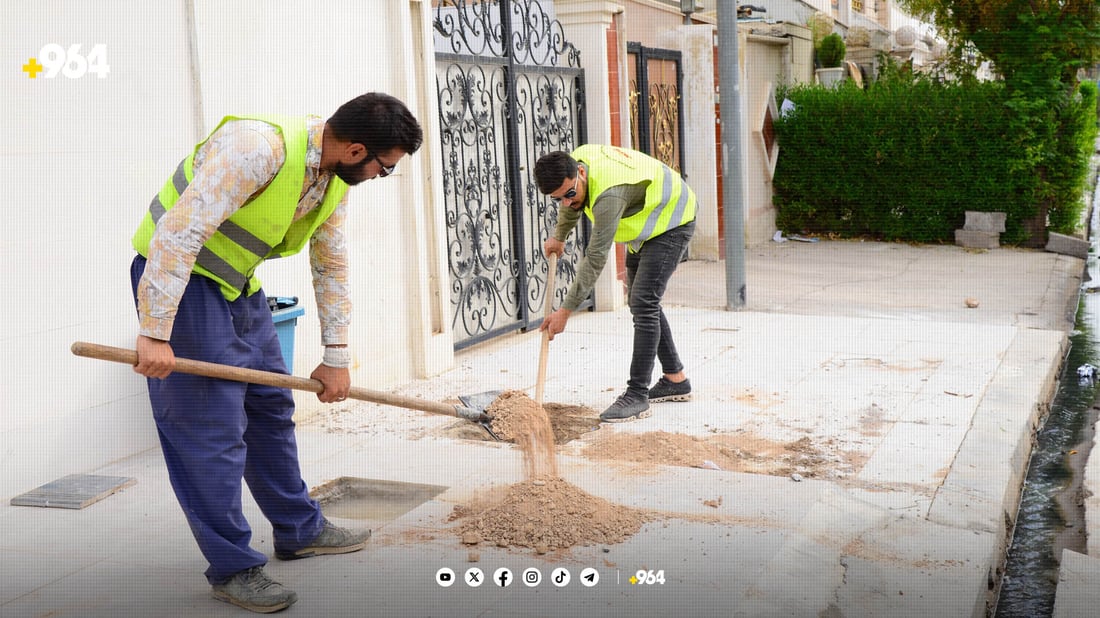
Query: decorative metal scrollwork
[[649, 82, 681, 172], [434, 0, 587, 349], [628, 45, 684, 175]]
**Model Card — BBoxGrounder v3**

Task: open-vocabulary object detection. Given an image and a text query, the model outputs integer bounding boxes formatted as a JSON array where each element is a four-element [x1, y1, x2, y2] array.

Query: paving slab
[[1053, 549, 1100, 618]]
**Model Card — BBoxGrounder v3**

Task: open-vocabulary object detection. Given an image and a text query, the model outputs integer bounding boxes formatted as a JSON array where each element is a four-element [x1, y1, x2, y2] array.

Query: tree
[[895, 0, 1100, 244], [896, 0, 1100, 91]]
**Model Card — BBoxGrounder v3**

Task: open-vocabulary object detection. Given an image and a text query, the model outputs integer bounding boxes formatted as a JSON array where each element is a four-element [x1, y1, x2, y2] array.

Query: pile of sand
[[449, 391, 652, 552], [450, 476, 651, 552]]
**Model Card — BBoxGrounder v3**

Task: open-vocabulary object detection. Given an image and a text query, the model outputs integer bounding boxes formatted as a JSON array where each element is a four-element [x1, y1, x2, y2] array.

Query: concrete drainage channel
[[996, 205, 1100, 616]]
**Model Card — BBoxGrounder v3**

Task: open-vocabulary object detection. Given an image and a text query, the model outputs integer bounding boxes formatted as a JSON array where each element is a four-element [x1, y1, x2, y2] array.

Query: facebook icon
[[494, 567, 513, 587]]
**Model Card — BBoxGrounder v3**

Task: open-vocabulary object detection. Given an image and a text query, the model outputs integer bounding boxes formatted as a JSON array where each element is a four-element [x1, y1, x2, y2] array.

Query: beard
[[334, 160, 372, 186]]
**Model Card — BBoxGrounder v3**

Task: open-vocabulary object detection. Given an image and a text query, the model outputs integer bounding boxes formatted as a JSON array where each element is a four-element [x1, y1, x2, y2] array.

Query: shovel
[[70, 341, 502, 440], [534, 252, 558, 405]]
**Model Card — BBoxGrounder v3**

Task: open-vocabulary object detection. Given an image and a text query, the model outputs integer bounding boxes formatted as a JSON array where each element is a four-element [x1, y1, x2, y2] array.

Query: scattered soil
[[582, 430, 861, 479], [438, 399, 599, 444], [485, 390, 558, 478], [543, 402, 602, 443], [449, 476, 653, 552]]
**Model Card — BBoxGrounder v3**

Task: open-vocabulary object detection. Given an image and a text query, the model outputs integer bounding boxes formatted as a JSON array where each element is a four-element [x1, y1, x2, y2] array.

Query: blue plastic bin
[[271, 305, 305, 373]]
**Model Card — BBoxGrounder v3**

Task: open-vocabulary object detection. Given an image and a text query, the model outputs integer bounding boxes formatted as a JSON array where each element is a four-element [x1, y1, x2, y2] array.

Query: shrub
[[773, 75, 1038, 244], [817, 33, 846, 68]]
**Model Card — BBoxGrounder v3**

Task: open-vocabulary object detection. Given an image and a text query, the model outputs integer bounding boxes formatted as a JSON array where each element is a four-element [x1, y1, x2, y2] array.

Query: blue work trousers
[[624, 220, 695, 396], [130, 255, 324, 584]]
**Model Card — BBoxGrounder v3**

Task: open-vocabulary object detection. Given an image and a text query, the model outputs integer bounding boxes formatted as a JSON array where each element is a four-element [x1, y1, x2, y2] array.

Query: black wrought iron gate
[[434, 0, 587, 350]]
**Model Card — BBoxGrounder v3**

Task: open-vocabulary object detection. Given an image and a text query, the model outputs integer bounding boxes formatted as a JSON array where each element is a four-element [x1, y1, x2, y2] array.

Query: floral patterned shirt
[[136, 116, 350, 346]]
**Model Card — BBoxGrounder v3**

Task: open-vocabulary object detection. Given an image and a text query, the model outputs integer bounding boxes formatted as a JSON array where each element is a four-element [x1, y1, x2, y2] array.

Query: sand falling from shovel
[[485, 390, 558, 478], [452, 390, 652, 553]]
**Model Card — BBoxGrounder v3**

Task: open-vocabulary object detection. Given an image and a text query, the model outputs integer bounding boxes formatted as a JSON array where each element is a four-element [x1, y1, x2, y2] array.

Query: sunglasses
[[366, 152, 397, 177], [550, 176, 579, 203]]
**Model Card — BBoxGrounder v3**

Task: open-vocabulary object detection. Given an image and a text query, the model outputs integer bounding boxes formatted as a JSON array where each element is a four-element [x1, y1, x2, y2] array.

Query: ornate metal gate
[[434, 0, 587, 350], [627, 43, 684, 172]]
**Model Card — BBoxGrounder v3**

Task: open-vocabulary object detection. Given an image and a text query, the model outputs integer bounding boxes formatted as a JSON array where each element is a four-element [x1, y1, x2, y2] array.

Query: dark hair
[[534, 151, 578, 194], [327, 93, 423, 155]]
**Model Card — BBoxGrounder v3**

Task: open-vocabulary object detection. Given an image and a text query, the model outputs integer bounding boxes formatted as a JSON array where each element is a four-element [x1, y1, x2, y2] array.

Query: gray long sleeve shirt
[[552, 178, 647, 311]]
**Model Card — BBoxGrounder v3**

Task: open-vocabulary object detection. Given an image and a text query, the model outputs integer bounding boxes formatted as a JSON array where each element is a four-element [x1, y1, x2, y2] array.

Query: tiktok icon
[[551, 567, 571, 587]]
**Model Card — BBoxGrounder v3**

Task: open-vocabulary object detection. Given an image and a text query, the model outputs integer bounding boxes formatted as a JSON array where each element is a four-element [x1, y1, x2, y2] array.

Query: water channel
[[996, 198, 1100, 616]]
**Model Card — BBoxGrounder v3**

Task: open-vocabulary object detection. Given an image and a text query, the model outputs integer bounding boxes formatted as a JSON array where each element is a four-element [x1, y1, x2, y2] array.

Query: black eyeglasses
[[366, 152, 397, 177], [550, 176, 579, 203]]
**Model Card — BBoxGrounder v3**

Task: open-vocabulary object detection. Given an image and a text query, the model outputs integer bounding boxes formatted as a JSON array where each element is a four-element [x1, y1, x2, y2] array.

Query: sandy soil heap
[[450, 476, 652, 552], [448, 392, 653, 553]]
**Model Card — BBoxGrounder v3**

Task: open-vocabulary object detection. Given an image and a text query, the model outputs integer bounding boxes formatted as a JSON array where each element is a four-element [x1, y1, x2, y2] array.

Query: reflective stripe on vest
[[573, 145, 696, 252], [145, 159, 273, 291]]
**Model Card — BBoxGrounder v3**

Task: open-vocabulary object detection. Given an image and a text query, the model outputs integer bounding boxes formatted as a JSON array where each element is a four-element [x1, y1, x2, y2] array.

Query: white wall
[[0, 0, 446, 499], [660, 25, 719, 259], [2, 0, 200, 496], [742, 33, 788, 245]]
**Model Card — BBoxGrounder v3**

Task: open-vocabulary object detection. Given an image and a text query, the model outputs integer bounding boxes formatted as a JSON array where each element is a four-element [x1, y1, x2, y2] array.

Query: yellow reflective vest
[[132, 115, 348, 300], [573, 145, 696, 251]]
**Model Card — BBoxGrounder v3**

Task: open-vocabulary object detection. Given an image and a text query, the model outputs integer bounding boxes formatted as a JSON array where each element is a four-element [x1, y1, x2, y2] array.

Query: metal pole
[[718, 3, 746, 309]]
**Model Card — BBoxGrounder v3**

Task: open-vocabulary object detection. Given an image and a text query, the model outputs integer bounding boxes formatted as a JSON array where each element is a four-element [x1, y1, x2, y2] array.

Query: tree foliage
[[896, 0, 1100, 90]]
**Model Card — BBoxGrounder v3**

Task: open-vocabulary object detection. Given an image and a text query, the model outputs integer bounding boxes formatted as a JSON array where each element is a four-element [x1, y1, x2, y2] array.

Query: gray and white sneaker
[[275, 519, 371, 560], [648, 377, 692, 402], [212, 566, 297, 614], [599, 390, 651, 422]]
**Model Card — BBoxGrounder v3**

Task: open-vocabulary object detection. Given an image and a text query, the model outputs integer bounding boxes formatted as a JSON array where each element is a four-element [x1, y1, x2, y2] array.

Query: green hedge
[[772, 75, 1096, 245]]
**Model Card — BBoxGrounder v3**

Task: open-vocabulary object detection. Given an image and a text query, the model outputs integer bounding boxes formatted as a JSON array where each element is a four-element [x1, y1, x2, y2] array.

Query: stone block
[[1053, 550, 1100, 618], [964, 211, 1007, 233], [955, 229, 999, 249], [1045, 232, 1089, 259]]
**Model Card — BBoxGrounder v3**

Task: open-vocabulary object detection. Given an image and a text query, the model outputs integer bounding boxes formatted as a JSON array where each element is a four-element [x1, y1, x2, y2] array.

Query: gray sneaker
[[648, 377, 692, 402], [275, 519, 371, 560], [599, 390, 651, 422], [212, 566, 297, 614]]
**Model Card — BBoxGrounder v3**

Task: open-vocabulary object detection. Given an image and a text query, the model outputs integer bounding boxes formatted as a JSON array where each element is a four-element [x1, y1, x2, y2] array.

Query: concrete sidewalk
[[0, 240, 1087, 617]]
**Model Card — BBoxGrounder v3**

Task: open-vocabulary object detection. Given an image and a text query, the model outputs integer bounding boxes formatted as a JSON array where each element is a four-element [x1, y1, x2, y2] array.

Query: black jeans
[[624, 220, 695, 396]]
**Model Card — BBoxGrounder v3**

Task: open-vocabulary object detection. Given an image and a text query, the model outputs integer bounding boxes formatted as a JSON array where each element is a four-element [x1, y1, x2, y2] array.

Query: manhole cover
[[10, 474, 136, 509], [310, 477, 447, 522]]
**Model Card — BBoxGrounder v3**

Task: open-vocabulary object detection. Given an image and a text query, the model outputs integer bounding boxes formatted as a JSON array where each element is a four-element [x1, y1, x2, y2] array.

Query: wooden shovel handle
[[70, 341, 475, 420], [535, 253, 558, 404]]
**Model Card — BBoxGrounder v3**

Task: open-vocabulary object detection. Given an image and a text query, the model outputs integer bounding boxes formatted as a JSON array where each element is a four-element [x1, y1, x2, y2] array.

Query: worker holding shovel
[[129, 93, 422, 613], [534, 146, 696, 423]]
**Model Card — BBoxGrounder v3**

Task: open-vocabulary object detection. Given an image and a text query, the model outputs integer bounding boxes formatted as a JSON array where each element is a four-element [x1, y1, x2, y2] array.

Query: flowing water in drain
[[996, 206, 1099, 616]]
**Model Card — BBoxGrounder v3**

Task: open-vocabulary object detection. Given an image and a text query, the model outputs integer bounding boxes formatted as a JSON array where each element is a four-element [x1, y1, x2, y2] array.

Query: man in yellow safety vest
[[534, 145, 696, 422], [130, 93, 422, 613]]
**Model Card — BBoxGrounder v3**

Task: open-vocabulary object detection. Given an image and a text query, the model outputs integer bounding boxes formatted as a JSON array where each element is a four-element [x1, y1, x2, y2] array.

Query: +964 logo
[[23, 44, 110, 79]]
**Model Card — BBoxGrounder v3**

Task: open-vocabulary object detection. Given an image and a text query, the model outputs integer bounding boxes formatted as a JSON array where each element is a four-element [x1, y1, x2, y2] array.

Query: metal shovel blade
[[459, 390, 504, 440], [458, 390, 503, 413]]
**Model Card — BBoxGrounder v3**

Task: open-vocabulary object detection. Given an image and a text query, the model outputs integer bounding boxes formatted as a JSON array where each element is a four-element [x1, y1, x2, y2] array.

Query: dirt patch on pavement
[[582, 430, 861, 479], [543, 402, 601, 443], [449, 476, 654, 553], [438, 399, 599, 444]]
